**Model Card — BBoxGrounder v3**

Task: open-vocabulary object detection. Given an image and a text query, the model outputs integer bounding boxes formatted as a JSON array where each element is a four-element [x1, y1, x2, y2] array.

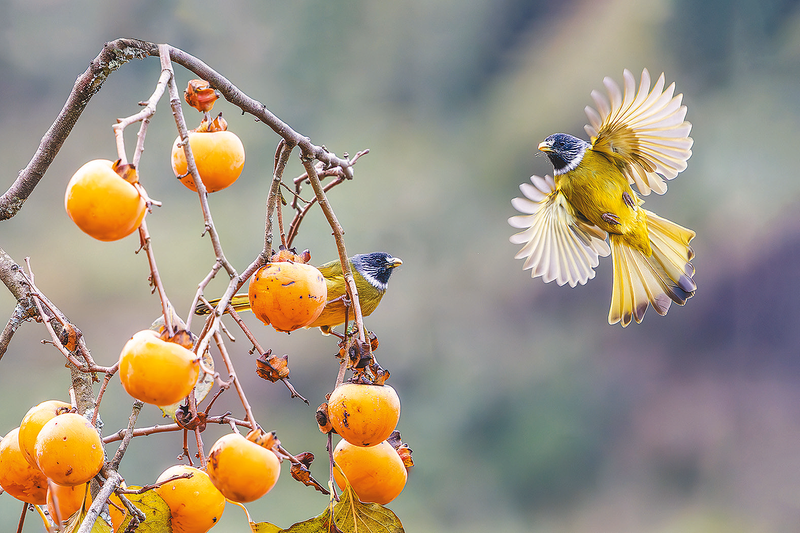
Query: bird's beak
[[387, 257, 403, 268], [538, 141, 552, 153]]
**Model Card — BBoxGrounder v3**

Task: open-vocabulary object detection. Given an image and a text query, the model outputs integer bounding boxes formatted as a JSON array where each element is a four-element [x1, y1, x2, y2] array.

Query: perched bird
[[509, 68, 696, 326], [197, 252, 402, 333]]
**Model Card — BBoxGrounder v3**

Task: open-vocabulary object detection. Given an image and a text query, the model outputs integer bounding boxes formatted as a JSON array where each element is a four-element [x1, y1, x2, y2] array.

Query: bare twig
[[113, 491, 147, 528], [286, 149, 368, 247], [109, 400, 144, 470], [20, 259, 113, 375], [194, 428, 206, 468], [102, 414, 251, 444], [163, 47, 235, 279], [224, 305, 308, 403], [159, 43, 359, 178], [187, 264, 224, 332], [2, 39, 364, 221], [212, 331, 257, 430], [76, 470, 122, 533], [93, 363, 121, 426], [286, 175, 344, 249], [0, 304, 36, 363], [300, 157, 368, 345], [112, 66, 172, 167], [118, 472, 193, 494], [137, 217, 174, 333]]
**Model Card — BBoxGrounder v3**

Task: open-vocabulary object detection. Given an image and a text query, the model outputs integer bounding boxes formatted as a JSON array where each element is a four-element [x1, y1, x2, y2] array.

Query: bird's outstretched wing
[[509, 174, 610, 287], [585, 68, 693, 196]]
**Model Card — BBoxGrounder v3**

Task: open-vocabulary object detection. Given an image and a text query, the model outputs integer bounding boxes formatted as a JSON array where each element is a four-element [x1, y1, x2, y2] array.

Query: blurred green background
[[2, 0, 800, 531]]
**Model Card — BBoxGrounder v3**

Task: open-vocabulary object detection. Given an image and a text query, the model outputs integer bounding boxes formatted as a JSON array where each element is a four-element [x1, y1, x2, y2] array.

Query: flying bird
[[509, 68, 696, 326]]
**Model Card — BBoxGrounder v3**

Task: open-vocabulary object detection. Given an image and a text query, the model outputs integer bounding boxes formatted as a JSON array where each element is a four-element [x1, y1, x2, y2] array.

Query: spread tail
[[609, 210, 696, 326], [195, 293, 251, 315]]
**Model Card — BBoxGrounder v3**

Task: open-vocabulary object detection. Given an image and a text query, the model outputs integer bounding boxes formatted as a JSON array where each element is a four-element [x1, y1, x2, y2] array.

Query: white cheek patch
[[363, 271, 388, 291], [553, 144, 587, 176]]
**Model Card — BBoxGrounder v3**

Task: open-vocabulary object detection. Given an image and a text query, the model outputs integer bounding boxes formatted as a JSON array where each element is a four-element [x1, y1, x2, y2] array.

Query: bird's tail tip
[[608, 211, 696, 327], [194, 294, 252, 315]]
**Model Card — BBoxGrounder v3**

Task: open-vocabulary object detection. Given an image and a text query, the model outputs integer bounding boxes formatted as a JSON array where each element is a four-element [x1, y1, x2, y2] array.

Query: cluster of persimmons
[[0, 79, 409, 532]]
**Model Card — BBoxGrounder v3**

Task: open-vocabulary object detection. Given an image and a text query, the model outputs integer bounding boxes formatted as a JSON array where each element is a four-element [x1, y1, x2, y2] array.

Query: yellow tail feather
[[195, 294, 251, 315], [608, 210, 696, 327]]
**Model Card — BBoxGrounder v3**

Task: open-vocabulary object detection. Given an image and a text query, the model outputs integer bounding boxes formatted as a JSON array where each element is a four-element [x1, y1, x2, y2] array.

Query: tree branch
[[0, 39, 151, 219]]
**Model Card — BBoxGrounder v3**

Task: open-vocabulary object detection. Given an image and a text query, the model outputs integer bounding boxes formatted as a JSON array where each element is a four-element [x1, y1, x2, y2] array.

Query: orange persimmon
[[333, 439, 407, 505], [65, 159, 146, 241], [0, 427, 48, 504], [171, 129, 244, 193], [46, 482, 90, 525], [248, 262, 327, 333], [327, 383, 401, 447], [155, 465, 225, 533], [34, 413, 104, 487], [18, 399, 72, 468], [118, 330, 200, 406], [206, 433, 280, 503]]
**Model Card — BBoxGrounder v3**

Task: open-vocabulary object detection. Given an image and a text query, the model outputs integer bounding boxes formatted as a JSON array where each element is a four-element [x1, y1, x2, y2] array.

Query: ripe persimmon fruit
[[47, 482, 90, 525], [155, 465, 226, 533], [34, 413, 104, 487], [171, 127, 245, 193], [327, 383, 401, 447], [118, 330, 200, 406], [333, 439, 407, 505], [206, 433, 281, 503], [0, 427, 48, 504], [18, 399, 72, 468], [65, 159, 147, 241], [248, 261, 327, 333]]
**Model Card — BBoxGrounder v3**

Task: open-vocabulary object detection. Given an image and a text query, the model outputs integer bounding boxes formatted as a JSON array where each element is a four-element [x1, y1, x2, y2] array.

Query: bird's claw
[[601, 212, 621, 225], [622, 191, 636, 210]]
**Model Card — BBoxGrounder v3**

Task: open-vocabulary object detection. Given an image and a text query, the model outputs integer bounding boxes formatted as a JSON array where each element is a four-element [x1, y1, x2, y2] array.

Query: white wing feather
[[509, 175, 610, 287]]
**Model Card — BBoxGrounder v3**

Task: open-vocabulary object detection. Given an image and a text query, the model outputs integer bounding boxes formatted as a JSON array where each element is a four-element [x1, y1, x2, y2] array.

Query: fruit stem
[[326, 431, 340, 502], [15, 502, 26, 533]]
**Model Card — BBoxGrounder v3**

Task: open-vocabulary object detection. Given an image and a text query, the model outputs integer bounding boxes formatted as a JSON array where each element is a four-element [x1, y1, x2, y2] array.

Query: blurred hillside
[[2, 0, 800, 531]]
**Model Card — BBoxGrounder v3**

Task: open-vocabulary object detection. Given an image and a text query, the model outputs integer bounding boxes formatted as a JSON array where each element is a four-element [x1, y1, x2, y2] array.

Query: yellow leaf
[[62, 507, 112, 533], [261, 506, 337, 532], [333, 483, 403, 533], [251, 521, 285, 533], [247, 474, 403, 533], [115, 489, 172, 532], [225, 498, 282, 533]]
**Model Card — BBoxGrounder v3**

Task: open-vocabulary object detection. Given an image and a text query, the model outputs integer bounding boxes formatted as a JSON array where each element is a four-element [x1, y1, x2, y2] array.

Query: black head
[[351, 252, 403, 291], [538, 133, 590, 175]]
